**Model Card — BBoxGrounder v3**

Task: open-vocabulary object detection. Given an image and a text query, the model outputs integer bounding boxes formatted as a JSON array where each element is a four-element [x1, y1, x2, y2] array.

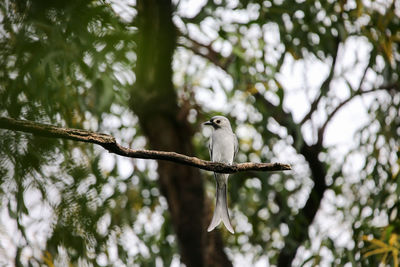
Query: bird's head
[[203, 116, 232, 130]]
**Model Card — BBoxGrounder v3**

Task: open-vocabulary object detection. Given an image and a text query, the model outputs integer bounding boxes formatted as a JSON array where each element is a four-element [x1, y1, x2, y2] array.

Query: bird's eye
[[216, 120, 220, 124]]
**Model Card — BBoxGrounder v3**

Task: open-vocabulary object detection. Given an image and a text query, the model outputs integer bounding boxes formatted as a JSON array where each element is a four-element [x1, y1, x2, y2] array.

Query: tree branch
[[300, 38, 340, 125], [252, 92, 328, 267], [317, 83, 399, 144], [178, 32, 235, 72], [0, 117, 291, 173]]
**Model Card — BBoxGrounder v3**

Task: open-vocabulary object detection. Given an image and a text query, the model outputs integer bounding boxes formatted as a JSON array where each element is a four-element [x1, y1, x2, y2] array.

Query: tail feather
[[207, 181, 234, 234]]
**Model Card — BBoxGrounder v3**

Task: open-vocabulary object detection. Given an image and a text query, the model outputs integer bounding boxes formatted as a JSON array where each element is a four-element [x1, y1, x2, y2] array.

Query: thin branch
[[300, 38, 340, 125], [178, 32, 235, 72], [317, 83, 399, 144], [317, 53, 372, 144], [0, 117, 291, 173], [253, 92, 303, 148]]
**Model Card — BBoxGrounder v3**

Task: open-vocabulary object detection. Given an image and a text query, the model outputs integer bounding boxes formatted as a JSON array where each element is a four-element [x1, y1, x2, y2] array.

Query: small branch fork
[[0, 117, 291, 173]]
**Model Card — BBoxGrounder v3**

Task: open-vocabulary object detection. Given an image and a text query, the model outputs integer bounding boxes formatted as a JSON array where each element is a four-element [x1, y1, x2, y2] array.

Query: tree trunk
[[131, 1, 232, 266], [277, 144, 327, 267]]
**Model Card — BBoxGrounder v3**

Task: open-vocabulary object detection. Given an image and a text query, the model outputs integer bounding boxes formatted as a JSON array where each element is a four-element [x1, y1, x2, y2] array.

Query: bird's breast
[[211, 131, 235, 163]]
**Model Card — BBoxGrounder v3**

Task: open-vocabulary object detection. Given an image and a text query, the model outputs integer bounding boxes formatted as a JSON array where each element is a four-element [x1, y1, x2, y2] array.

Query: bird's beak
[[203, 120, 213, 126]]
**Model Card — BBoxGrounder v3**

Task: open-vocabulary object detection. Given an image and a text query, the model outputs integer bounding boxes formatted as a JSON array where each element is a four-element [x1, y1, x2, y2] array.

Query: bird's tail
[[207, 177, 234, 234]]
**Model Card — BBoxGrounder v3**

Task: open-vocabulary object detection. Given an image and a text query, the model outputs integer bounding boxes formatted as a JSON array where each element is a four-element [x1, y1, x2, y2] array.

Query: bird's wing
[[208, 135, 213, 160], [234, 133, 238, 158]]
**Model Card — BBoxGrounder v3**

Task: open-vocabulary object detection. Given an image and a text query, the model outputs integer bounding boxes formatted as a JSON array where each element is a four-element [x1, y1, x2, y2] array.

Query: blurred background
[[0, 0, 399, 266]]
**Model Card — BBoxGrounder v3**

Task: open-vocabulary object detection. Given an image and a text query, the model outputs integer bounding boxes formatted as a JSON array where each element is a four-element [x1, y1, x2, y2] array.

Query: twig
[[317, 83, 399, 144], [178, 32, 235, 71], [300, 38, 340, 125], [0, 117, 291, 173]]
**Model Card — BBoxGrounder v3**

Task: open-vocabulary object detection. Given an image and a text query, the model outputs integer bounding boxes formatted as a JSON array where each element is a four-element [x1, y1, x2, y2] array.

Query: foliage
[[176, 0, 400, 265], [0, 0, 168, 265], [0, 0, 399, 266], [363, 229, 399, 267]]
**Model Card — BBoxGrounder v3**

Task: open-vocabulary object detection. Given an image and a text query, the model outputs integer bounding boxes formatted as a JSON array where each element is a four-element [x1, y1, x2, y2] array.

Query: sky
[[0, 0, 393, 266]]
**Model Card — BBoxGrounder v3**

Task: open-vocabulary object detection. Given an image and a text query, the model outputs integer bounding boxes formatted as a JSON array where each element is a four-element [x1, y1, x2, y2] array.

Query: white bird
[[203, 116, 238, 234]]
